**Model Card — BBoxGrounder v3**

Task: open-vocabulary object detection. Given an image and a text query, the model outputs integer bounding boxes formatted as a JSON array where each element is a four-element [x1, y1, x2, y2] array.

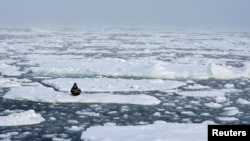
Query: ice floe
[[67, 126, 84, 132], [215, 96, 228, 103], [184, 84, 210, 90], [0, 63, 23, 76], [81, 121, 212, 141], [0, 77, 21, 88], [26, 55, 250, 79], [0, 132, 19, 140], [217, 117, 239, 122], [42, 78, 185, 92], [236, 98, 250, 105], [0, 110, 45, 126], [221, 107, 241, 116], [76, 111, 100, 117], [176, 89, 240, 97], [3, 86, 160, 105], [204, 102, 223, 109]]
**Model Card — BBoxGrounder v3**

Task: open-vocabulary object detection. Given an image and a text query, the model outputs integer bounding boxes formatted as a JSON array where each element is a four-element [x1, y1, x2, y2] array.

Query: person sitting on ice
[[71, 83, 81, 96]]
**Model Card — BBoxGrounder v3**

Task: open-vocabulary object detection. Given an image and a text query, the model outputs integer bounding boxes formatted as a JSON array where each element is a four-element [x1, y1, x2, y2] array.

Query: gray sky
[[0, 0, 249, 27]]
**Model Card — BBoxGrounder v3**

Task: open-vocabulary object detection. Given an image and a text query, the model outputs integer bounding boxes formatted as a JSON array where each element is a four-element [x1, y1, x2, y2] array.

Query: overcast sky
[[0, 0, 249, 27]]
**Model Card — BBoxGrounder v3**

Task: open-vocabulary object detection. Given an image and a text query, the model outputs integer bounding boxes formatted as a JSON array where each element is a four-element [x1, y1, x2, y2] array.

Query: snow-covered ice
[[76, 111, 100, 117], [42, 78, 185, 92], [184, 84, 210, 90], [1, 27, 250, 140], [81, 121, 211, 141], [217, 117, 239, 122], [215, 96, 228, 103], [0, 63, 23, 76], [67, 126, 84, 132], [204, 102, 223, 109], [0, 77, 21, 88], [236, 98, 250, 105], [176, 89, 239, 97], [3, 86, 160, 105], [0, 110, 45, 126], [0, 132, 19, 141], [27, 55, 250, 79], [221, 107, 241, 116]]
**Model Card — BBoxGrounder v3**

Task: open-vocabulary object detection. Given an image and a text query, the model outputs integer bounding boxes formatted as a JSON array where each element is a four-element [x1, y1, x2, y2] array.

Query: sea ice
[[67, 126, 84, 132], [52, 138, 71, 141], [42, 78, 185, 92], [204, 102, 223, 109], [0, 63, 23, 76], [0, 132, 19, 141], [76, 111, 100, 117], [184, 84, 210, 90], [236, 98, 250, 105], [81, 121, 210, 141], [3, 86, 160, 105], [181, 111, 196, 116], [217, 117, 239, 122], [176, 89, 239, 97], [215, 96, 227, 103], [67, 120, 79, 124], [0, 110, 45, 126], [221, 107, 241, 116], [0, 77, 21, 88], [26, 55, 250, 79]]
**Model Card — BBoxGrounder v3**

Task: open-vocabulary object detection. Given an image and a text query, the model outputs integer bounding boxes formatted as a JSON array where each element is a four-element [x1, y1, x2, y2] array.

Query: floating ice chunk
[[0, 132, 19, 140], [181, 111, 196, 116], [201, 113, 210, 116], [67, 120, 79, 124], [67, 126, 83, 132], [221, 107, 241, 116], [81, 121, 208, 141], [236, 98, 250, 105], [204, 102, 223, 109], [184, 84, 210, 90], [215, 96, 227, 103], [0, 63, 23, 76], [49, 117, 57, 121], [76, 111, 100, 117], [224, 83, 234, 88], [3, 109, 24, 114], [42, 134, 57, 139], [217, 117, 239, 122], [108, 111, 117, 114], [22, 131, 32, 136], [176, 89, 239, 97], [0, 77, 21, 88], [42, 78, 185, 92], [190, 101, 200, 105], [0, 110, 45, 126], [4, 86, 160, 105], [52, 138, 71, 141], [153, 112, 161, 116]]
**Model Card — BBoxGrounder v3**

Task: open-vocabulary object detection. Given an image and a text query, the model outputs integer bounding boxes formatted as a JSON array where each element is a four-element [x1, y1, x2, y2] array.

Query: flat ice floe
[[3, 86, 160, 105], [0, 110, 45, 126], [0, 63, 22, 76], [42, 78, 185, 92], [81, 121, 210, 141], [236, 98, 250, 105], [0, 77, 21, 88], [176, 89, 240, 97], [27, 56, 250, 79]]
